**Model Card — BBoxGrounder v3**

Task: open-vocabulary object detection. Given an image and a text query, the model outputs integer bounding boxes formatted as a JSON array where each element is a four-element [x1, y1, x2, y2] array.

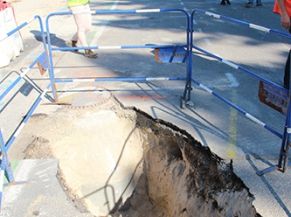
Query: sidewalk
[[0, 0, 66, 79], [8, 0, 66, 21]]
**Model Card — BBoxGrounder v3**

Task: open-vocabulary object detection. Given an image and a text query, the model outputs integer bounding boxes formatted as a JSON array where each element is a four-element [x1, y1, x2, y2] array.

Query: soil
[[115, 109, 261, 217]]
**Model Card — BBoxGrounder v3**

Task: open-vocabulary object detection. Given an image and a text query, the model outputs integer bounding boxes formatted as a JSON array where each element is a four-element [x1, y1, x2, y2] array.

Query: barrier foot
[[180, 80, 192, 109], [0, 129, 15, 209], [4, 161, 14, 183], [0, 131, 14, 184], [256, 165, 278, 176], [257, 162, 291, 176]]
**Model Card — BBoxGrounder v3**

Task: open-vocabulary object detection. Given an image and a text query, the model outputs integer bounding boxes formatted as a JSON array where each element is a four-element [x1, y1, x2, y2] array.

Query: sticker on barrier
[[154, 46, 188, 63], [258, 81, 288, 115], [36, 52, 49, 76], [19, 81, 34, 97]]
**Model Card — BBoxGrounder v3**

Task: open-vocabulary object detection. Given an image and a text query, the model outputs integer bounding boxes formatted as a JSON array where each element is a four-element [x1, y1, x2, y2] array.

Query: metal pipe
[[52, 76, 186, 83], [52, 44, 186, 51]]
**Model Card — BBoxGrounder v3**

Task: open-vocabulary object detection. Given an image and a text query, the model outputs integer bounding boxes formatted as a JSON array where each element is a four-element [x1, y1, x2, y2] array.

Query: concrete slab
[[0, 159, 93, 217]]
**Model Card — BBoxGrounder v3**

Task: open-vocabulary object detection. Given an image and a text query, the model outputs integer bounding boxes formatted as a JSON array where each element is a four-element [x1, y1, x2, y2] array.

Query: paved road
[[0, 0, 291, 216]]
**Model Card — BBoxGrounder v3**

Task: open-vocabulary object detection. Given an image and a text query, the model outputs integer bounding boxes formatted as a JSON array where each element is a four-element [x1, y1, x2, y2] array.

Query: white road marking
[[90, 0, 120, 46], [225, 73, 239, 87]]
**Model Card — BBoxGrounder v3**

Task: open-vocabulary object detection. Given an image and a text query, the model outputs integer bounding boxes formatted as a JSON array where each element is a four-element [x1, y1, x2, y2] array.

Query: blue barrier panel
[[0, 15, 52, 204], [45, 8, 191, 101], [0, 129, 14, 209], [189, 9, 291, 174]]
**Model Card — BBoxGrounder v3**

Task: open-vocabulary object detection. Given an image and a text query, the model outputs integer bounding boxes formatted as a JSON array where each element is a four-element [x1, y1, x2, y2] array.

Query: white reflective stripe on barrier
[[146, 77, 170, 81], [40, 89, 48, 100], [222, 59, 239, 69], [73, 79, 96, 83], [199, 83, 213, 93], [14, 123, 26, 138], [212, 52, 222, 59], [249, 24, 270, 33], [205, 11, 221, 19], [20, 68, 31, 78], [245, 113, 266, 126], [136, 9, 161, 13], [98, 46, 122, 49], [287, 128, 291, 134]]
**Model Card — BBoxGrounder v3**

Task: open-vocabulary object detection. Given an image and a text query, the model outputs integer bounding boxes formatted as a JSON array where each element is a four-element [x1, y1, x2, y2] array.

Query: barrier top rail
[[193, 9, 291, 40], [0, 15, 43, 42], [52, 44, 187, 52], [47, 8, 189, 17]]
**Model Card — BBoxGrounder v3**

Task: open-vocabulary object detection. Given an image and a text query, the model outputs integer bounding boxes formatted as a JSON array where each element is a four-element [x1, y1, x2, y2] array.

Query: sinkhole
[[23, 91, 261, 217]]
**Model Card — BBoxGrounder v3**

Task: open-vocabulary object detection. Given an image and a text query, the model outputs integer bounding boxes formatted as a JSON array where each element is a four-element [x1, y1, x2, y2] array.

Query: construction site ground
[[0, 0, 290, 216]]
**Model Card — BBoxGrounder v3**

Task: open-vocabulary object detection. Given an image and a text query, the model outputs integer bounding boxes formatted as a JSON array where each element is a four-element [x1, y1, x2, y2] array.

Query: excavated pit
[[22, 91, 261, 217]]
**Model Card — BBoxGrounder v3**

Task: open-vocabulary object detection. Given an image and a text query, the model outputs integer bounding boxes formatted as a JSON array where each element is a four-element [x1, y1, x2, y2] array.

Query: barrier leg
[[0, 129, 14, 208], [257, 96, 291, 176], [0, 130, 14, 183], [45, 17, 58, 102], [181, 13, 194, 108]]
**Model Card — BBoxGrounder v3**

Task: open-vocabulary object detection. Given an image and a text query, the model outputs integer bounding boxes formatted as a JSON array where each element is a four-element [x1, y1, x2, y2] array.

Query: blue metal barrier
[[0, 15, 53, 207], [45, 8, 191, 101], [187, 9, 291, 175]]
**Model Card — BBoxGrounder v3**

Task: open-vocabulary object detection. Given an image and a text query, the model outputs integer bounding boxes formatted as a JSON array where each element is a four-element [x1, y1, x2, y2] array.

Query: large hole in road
[[23, 91, 261, 217]]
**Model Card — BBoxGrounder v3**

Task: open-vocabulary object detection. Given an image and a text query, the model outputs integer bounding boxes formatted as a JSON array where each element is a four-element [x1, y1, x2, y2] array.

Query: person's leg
[[72, 5, 97, 58], [245, 0, 254, 7], [71, 33, 78, 49], [283, 50, 291, 89], [283, 24, 291, 89], [220, 0, 226, 5], [71, 4, 92, 46], [71, 33, 78, 44], [73, 13, 89, 47], [256, 0, 262, 6]]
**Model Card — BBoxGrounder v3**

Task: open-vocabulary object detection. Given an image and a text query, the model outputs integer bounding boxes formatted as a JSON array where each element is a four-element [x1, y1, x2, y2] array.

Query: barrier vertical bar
[[0, 130, 14, 183], [0, 129, 14, 208], [278, 51, 291, 172], [35, 16, 48, 58], [278, 103, 291, 172], [181, 11, 193, 107], [45, 14, 58, 101]]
